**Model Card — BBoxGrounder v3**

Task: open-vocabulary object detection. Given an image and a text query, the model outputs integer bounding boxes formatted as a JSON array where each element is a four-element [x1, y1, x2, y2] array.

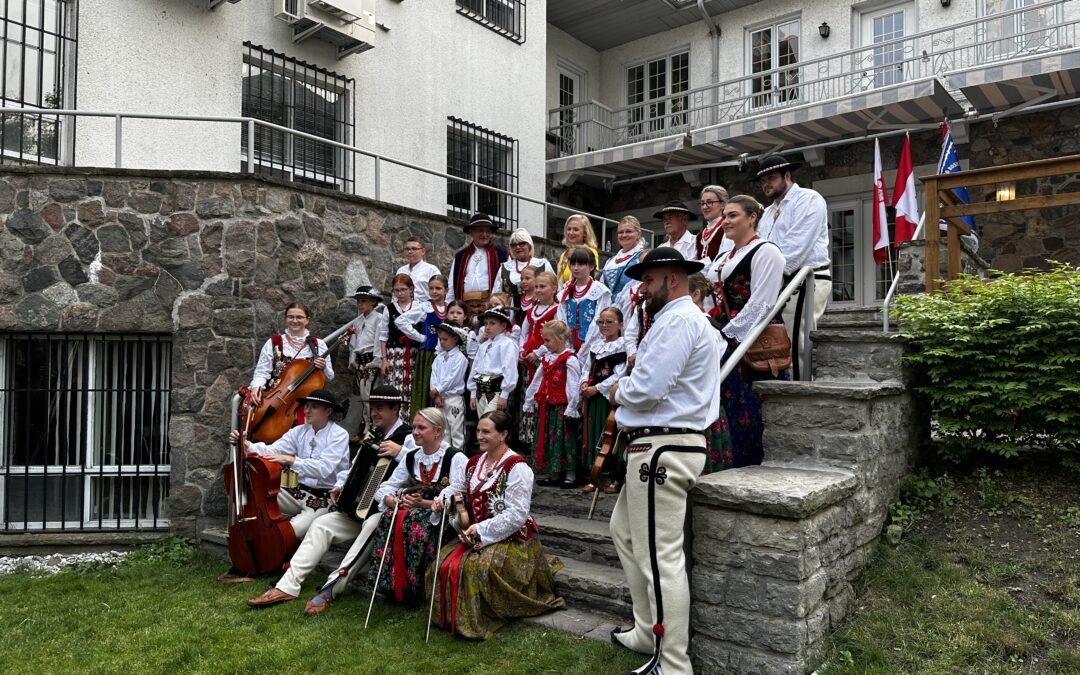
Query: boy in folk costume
[[429, 322, 469, 450], [343, 285, 385, 438], [446, 212, 509, 316], [523, 320, 582, 488], [466, 306, 518, 416], [396, 236, 441, 304], [558, 247, 611, 354], [398, 275, 449, 415]]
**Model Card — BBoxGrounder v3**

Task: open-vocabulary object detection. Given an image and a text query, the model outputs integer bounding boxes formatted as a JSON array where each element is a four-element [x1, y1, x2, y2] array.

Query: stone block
[[64, 223, 100, 263], [77, 199, 105, 226], [48, 178, 86, 202], [748, 547, 820, 582], [692, 604, 806, 654], [724, 571, 763, 611], [196, 195, 234, 219], [96, 224, 131, 253], [16, 294, 61, 328], [23, 266, 58, 292], [693, 465, 858, 519], [761, 570, 827, 619], [7, 208, 51, 244], [692, 634, 804, 675]]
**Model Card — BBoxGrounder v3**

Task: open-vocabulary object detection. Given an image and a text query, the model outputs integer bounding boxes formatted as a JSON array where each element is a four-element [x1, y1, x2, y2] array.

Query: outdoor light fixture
[[819, 22, 831, 39], [940, 0, 951, 7], [996, 182, 1016, 202]]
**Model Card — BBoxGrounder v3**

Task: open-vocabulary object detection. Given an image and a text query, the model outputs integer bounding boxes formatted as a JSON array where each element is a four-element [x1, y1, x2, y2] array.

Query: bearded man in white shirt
[[757, 154, 831, 377], [607, 247, 723, 675]]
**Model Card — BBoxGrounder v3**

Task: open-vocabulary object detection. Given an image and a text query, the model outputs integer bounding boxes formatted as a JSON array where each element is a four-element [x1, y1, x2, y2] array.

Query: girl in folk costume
[[369, 408, 466, 604], [492, 228, 554, 308], [523, 320, 582, 488], [380, 273, 425, 422], [689, 272, 736, 474], [427, 411, 564, 639], [558, 247, 611, 354], [577, 307, 628, 493], [696, 184, 734, 266], [429, 322, 469, 450], [515, 265, 540, 318], [518, 270, 559, 447], [249, 303, 334, 421], [445, 301, 472, 360], [467, 307, 518, 416], [712, 195, 788, 468], [399, 275, 448, 415], [555, 214, 600, 287]]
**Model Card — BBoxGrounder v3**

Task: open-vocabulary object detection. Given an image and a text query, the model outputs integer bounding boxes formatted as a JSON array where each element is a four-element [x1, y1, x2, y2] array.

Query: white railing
[[548, 0, 1076, 155], [881, 213, 927, 333]]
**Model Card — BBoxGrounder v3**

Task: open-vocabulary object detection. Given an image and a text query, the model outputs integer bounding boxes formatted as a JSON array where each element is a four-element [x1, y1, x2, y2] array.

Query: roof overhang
[[947, 47, 1080, 119], [545, 132, 730, 177]]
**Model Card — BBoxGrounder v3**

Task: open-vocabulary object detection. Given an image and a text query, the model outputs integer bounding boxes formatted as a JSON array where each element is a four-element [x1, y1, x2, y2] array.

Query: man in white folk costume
[[607, 247, 724, 675]]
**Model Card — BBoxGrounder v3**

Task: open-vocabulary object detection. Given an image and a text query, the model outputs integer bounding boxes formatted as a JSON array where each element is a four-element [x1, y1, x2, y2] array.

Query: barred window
[[456, 0, 526, 44], [0, 0, 78, 165], [0, 334, 171, 531], [447, 117, 519, 230], [241, 42, 355, 192]]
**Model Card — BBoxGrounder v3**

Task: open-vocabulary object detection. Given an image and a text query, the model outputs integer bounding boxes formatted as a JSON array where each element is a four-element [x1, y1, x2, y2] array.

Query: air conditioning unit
[[273, 0, 376, 59], [274, 0, 302, 23], [310, 0, 365, 22]]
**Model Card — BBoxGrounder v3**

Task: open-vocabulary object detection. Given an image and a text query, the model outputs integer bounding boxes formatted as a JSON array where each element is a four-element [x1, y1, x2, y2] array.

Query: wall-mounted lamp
[[819, 22, 831, 39], [940, 0, 951, 7], [995, 182, 1016, 202]]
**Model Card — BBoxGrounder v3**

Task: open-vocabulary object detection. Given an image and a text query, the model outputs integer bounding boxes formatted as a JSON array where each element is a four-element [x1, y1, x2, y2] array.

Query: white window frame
[[446, 121, 518, 229], [977, 0, 1064, 62], [623, 47, 690, 142], [745, 15, 802, 111]]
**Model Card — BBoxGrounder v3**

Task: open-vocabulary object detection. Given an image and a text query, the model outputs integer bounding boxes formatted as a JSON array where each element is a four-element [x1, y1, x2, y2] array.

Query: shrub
[[892, 263, 1080, 467]]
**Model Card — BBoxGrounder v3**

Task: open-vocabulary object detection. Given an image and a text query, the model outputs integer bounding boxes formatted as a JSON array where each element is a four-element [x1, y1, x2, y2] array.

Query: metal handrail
[[881, 213, 927, 333], [717, 266, 815, 384], [0, 106, 623, 249]]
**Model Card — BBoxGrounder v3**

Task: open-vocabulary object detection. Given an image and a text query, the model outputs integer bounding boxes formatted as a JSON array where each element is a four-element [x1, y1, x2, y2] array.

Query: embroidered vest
[[521, 304, 558, 356], [536, 351, 572, 405], [419, 305, 445, 351], [718, 242, 778, 327], [268, 333, 319, 387], [463, 453, 538, 542], [589, 349, 627, 386], [601, 250, 641, 298], [404, 446, 462, 499], [387, 303, 421, 346]]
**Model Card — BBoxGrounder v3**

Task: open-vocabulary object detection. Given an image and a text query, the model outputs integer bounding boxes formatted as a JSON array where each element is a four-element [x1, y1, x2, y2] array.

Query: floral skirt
[[425, 536, 565, 640], [531, 403, 580, 477], [369, 505, 439, 603], [410, 349, 435, 416], [581, 394, 611, 468], [703, 414, 736, 474], [385, 346, 412, 421], [721, 340, 790, 467]]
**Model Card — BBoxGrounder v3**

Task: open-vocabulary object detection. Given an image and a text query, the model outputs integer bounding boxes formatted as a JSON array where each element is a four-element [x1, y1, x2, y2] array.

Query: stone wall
[[0, 167, 561, 537]]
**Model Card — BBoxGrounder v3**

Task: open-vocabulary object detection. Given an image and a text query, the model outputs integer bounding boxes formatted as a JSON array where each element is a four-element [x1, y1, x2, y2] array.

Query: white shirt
[[429, 344, 469, 396], [759, 183, 831, 275], [397, 301, 446, 344], [602, 244, 644, 318], [578, 337, 629, 398], [248, 422, 351, 490], [373, 440, 468, 512], [714, 239, 786, 344], [523, 347, 582, 418], [447, 246, 497, 301], [662, 229, 697, 262], [492, 256, 554, 295], [334, 422, 413, 488], [250, 332, 334, 388], [467, 331, 519, 398], [377, 300, 426, 345], [440, 449, 533, 545], [396, 260, 441, 304], [348, 307, 385, 365], [614, 295, 724, 430]]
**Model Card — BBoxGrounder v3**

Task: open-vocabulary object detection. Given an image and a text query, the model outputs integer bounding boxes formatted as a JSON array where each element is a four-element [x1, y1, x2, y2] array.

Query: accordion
[[334, 436, 392, 523]]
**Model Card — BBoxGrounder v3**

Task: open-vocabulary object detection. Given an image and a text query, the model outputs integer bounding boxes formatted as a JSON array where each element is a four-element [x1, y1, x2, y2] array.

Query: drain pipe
[[697, 0, 721, 129]]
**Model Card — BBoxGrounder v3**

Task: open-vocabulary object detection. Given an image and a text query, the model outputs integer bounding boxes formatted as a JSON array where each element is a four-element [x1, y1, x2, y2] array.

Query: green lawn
[[0, 543, 641, 675]]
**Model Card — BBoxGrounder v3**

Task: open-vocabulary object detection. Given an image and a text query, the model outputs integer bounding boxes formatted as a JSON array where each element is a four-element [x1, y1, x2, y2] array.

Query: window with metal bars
[[446, 117, 518, 230], [0, 0, 78, 166], [456, 0, 525, 43], [240, 42, 355, 192], [0, 334, 171, 532]]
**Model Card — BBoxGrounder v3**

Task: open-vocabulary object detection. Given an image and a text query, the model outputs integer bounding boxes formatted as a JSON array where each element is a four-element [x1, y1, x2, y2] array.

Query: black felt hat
[[756, 154, 803, 178], [624, 246, 705, 281], [350, 284, 382, 301], [296, 388, 345, 413], [464, 212, 500, 232], [651, 200, 698, 221], [369, 385, 405, 406]]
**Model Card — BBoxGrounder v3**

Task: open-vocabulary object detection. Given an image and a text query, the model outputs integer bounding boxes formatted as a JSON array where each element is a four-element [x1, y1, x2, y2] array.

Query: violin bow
[[425, 503, 449, 643]]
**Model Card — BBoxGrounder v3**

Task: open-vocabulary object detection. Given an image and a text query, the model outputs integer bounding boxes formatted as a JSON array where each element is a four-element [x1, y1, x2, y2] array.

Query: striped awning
[[545, 132, 733, 176], [691, 77, 961, 154], [947, 47, 1080, 114]]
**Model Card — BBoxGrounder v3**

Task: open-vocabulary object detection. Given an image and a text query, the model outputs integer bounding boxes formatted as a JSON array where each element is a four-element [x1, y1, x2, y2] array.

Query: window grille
[[456, 0, 526, 44], [446, 117, 519, 230], [241, 42, 355, 192], [0, 334, 171, 532], [0, 0, 78, 166]]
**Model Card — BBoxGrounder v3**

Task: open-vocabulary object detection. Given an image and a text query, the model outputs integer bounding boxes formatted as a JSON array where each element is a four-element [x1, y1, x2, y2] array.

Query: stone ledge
[[754, 380, 905, 399], [810, 329, 909, 343], [0, 530, 170, 553], [693, 465, 858, 519]]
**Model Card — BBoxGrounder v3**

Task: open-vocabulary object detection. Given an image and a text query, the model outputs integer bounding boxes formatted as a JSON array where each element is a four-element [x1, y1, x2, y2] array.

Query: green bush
[[892, 263, 1080, 466]]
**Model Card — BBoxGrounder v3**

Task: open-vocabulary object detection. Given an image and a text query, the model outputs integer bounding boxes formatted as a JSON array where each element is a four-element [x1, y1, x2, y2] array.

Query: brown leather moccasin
[[246, 588, 296, 608]]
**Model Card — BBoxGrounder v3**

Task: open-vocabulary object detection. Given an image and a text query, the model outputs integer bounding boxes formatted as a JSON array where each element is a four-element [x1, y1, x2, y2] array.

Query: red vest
[[520, 304, 558, 357], [536, 351, 572, 405]]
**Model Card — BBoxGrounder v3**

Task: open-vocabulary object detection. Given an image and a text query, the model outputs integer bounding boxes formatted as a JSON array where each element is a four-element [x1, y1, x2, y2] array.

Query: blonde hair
[[534, 271, 558, 288], [489, 292, 513, 308], [562, 214, 599, 249], [700, 185, 729, 203], [541, 319, 570, 340], [618, 215, 642, 233], [415, 407, 446, 430]]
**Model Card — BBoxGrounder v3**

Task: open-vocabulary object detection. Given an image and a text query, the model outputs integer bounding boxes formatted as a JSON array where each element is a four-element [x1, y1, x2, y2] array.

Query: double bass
[[587, 410, 626, 521]]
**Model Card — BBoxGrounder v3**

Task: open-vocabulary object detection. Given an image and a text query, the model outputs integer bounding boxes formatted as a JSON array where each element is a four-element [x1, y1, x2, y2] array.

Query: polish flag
[[892, 132, 919, 247], [872, 139, 890, 265]]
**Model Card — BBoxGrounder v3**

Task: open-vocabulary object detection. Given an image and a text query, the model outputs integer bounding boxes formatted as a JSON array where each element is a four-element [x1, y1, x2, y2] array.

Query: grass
[[0, 541, 642, 675], [820, 462, 1080, 675]]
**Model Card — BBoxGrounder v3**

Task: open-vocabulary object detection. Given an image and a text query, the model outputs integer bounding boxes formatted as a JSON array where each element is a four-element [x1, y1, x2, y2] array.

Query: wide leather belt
[[624, 426, 702, 442]]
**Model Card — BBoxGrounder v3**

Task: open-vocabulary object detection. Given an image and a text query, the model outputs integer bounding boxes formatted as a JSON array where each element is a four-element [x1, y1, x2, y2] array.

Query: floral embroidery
[[638, 463, 668, 485]]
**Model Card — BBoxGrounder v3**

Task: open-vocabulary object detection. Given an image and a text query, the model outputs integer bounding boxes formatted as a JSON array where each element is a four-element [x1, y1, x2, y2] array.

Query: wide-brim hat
[[464, 212, 501, 232], [296, 388, 345, 413], [624, 246, 704, 281], [434, 321, 469, 344], [479, 306, 512, 325], [652, 200, 698, 222], [369, 385, 405, 406], [350, 284, 381, 302], [756, 154, 803, 178]]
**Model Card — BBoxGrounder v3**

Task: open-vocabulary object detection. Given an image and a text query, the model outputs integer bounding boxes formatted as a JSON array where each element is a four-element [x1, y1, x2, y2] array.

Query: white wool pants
[[275, 510, 380, 598], [277, 489, 329, 541], [441, 393, 466, 449]]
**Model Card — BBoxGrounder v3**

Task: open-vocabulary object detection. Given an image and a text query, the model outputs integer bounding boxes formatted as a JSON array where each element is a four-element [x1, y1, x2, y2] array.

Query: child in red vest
[[523, 320, 582, 487]]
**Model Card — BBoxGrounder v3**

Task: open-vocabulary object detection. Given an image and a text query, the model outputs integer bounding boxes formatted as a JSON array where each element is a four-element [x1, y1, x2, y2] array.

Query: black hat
[[624, 246, 705, 281], [350, 284, 381, 301], [434, 321, 469, 344], [479, 306, 512, 325], [652, 200, 698, 222], [464, 212, 499, 232], [296, 388, 345, 413], [369, 385, 405, 406], [756, 154, 802, 178]]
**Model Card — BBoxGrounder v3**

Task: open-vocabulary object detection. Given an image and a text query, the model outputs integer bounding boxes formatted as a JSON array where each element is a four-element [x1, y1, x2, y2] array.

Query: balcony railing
[[548, 0, 1077, 156]]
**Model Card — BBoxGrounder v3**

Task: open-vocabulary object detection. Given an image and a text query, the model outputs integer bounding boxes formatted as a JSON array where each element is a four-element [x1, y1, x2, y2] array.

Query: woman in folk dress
[[248, 302, 334, 418]]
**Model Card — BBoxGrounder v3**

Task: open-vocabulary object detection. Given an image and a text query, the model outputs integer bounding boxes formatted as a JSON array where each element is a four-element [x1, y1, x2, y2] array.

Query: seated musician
[[368, 407, 466, 604], [246, 386, 413, 614], [427, 411, 565, 639]]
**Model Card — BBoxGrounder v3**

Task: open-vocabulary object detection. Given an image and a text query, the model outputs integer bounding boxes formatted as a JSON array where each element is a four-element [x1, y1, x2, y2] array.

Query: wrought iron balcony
[[548, 0, 1078, 158]]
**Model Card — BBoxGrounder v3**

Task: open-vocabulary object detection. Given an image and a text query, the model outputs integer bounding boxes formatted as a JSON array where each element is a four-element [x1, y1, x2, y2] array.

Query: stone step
[[820, 306, 884, 324], [810, 330, 909, 383], [522, 606, 628, 643], [199, 526, 346, 578], [531, 484, 618, 520], [554, 557, 634, 620], [536, 513, 619, 567]]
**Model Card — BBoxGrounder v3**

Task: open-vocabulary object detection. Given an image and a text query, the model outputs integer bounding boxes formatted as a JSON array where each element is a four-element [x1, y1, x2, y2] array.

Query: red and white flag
[[872, 138, 890, 265], [893, 132, 919, 247]]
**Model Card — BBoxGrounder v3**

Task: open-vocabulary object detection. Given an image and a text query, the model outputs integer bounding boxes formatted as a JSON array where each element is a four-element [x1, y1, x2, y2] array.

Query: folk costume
[[517, 300, 558, 446], [492, 255, 554, 307], [343, 286, 385, 436], [430, 323, 470, 449], [467, 308, 519, 416], [602, 242, 645, 315], [557, 277, 611, 353], [427, 448, 565, 639], [611, 248, 723, 675], [714, 238, 788, 469], [523, 347, 581, 479], [369, 440, 466, 603], [251, 331, 334, 426], [395, 259, 441, 304], [654, 201, 700, 262], [399, 300, 447, 415], [695, 214, 733, 266], [578, 337, 628, 469], [446, 213, 509, 315], [379, 299, 425, 422], [555, 245, 600, 287]]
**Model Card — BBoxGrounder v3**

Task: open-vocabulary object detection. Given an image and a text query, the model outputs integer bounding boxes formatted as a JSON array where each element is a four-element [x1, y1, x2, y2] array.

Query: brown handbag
[[716, 280, 792, 377]]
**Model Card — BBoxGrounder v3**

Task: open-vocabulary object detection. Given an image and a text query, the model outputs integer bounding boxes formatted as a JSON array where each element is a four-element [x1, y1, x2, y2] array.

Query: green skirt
[[530, 403, 580, 477], [581, 394, 611, 468], [410, 349, 435, 415]]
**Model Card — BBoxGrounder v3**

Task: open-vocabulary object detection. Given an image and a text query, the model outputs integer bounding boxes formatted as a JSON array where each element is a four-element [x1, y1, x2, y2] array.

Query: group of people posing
[[227, 154, 832, 674]]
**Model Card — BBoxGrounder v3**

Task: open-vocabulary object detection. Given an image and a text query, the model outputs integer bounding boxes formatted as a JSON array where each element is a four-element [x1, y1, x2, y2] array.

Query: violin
[[587, 410, 626, 520], [449, 493, 480, 550], [241, 327, 354, 444]]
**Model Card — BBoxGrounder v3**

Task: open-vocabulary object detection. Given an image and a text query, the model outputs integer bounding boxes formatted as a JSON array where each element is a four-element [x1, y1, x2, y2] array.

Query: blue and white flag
[[938, 122, 977, 234]]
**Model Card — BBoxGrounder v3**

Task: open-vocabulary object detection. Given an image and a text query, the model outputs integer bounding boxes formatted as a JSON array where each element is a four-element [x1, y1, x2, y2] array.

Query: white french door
[[859, 2, 914, 90]]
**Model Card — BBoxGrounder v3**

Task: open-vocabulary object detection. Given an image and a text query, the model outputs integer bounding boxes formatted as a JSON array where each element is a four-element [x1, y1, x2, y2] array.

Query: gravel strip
[[0, 550, 129, 576]]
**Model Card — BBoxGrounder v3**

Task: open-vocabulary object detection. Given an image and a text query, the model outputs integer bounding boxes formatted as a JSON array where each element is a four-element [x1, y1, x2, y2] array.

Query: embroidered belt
[[286, 484, 332, 510], [355, 352, 375, 366], [475, 375, 504, 396], [624, 426, 702, 442]]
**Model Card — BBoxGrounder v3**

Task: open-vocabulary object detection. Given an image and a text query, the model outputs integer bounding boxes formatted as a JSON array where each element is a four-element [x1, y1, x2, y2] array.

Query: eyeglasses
[[392, 287, 411, 294], [699, 200, 723, 207], [510, 241, 530, 247], [404, 246, 424, 252], [595, 320, 619, 326], [286, 316, 307, 321]]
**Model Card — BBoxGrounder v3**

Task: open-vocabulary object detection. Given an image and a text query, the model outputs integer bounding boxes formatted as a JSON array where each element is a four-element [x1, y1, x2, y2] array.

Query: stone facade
[[0, 167, 560, 537]]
